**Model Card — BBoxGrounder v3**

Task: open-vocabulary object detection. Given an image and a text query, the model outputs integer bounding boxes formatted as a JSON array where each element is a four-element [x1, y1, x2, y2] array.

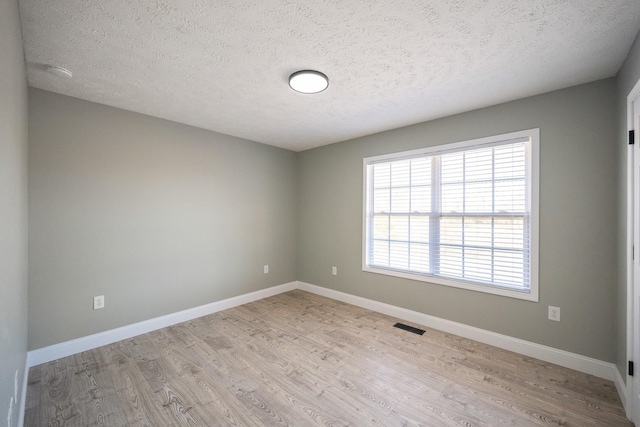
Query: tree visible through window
[[363, 129, 539, 301]]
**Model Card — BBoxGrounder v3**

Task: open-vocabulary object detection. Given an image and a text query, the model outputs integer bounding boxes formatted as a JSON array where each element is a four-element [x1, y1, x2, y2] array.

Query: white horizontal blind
[[366, 137, 531, 292]]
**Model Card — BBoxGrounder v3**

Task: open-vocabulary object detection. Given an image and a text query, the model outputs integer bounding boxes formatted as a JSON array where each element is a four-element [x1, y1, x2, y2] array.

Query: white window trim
[[362, 129, 540, 302]]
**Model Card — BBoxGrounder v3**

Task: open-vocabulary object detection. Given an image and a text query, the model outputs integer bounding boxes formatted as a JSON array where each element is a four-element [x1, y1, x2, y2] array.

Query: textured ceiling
[[18, 0, 640, 151]]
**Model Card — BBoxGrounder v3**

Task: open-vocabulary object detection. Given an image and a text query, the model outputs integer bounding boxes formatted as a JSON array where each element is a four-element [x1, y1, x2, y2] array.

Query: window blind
[[365, 137, 532, 292]]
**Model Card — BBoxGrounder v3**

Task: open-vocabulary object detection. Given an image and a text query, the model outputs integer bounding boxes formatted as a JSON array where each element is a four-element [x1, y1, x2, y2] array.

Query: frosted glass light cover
[[289, 70, 328, 94]]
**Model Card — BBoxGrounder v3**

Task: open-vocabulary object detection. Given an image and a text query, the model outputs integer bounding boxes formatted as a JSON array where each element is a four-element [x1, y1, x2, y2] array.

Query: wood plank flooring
[[25, 290, 632, 426]]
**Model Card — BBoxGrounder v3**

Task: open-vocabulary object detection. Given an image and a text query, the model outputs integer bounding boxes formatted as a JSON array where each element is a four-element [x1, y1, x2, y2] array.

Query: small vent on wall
[[393, 322, 425, 335]]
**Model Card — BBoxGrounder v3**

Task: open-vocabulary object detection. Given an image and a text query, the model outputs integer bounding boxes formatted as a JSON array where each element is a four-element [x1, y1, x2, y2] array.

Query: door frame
[[627, 77, 640, 422]]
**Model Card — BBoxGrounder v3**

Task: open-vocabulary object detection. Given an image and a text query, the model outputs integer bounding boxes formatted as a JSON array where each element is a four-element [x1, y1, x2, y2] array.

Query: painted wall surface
[[616, 29, 640, 384], [298, 79, 618, 362], [28, 89, 297, 350], [0, 0, 29, 425]]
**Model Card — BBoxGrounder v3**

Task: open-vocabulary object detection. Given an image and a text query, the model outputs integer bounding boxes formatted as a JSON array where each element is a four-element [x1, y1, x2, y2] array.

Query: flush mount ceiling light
[[289, 70, 328, 94], [46, 65, 73, 79]]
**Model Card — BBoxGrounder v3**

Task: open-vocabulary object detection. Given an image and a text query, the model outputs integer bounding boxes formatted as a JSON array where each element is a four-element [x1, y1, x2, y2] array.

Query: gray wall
[[616, 29, 640, 383], [28, 89, 297, 350], [298, 79, 618, 362], [0, 0, 29, 425]]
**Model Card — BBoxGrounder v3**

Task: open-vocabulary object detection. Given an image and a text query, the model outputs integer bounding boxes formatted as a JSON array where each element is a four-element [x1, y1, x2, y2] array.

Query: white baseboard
[[27, 282, 297, 368], [614, 366, 629, 417], [17, 355, 28, 427], [297, 281, 618, 382]]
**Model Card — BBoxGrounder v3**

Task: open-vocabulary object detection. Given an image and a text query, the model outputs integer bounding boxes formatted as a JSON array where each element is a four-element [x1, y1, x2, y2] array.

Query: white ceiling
[[18, 0, 640, 151]]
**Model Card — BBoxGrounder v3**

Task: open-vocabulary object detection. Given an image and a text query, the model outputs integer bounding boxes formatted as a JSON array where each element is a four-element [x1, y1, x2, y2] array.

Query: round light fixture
[[46, 65, 73, 79], [289, 70, 328, 94]]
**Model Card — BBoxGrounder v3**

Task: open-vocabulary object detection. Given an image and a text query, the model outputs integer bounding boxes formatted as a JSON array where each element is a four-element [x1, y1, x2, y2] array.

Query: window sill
[[362, 265, 539, 302]]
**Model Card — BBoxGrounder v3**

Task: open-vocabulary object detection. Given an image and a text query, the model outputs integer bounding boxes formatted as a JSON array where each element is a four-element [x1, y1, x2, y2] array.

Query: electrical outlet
[[548, 306, 560, 321], [332, 266, 337, 276], [264, 265, 269, 274], [93, 295, 105, 310]]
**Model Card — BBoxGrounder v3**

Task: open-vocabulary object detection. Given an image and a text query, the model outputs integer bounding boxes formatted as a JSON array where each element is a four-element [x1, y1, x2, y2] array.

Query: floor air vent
[[393, 323, 425, 335]]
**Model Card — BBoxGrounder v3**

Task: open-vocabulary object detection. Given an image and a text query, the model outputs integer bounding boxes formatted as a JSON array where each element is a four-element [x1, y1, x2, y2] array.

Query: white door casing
[[629, 79, 640, 423]]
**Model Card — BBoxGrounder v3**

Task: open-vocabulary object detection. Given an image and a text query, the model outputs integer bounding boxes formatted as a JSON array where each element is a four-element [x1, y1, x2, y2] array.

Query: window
[[363, 129, 539, 301]]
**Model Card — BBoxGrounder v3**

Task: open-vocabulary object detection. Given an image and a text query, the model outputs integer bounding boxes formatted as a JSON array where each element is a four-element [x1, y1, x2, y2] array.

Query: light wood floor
[[25, 290, 632, 426]]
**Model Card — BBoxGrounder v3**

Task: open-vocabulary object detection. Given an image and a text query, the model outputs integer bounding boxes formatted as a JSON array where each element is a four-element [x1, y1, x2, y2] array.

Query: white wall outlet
[[548, 305, 560, 321], [93, 295, 105, 310], [332, 266, 337, 276], [263, 265, 269, 274]]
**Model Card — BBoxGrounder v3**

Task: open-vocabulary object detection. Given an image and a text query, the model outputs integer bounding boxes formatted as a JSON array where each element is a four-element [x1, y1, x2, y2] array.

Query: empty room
[[4, 0, 640, 425]]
